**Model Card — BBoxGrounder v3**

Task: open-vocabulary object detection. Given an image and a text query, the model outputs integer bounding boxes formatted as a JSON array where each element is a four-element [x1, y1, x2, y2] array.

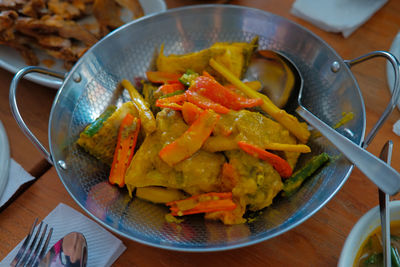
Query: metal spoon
[[246, 50, 400, 195], [379, 140, 393, 267], [38, 232, 87, 267]]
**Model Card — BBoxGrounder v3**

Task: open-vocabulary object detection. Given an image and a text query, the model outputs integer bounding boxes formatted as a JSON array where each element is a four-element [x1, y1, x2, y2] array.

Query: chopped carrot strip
[[109, 114, 141, 187], [166, 192, 236, 216], [159, 110, 220, 166], [159, 83, 185, 94], [202, 70, 215, 80], [155, 93, 186, 110], [189, 76, 263, 110], [155, 102, 183, 110], [238, 141, 293, 178], [185, 90, 230, 114], [181, 102, 203, 125]]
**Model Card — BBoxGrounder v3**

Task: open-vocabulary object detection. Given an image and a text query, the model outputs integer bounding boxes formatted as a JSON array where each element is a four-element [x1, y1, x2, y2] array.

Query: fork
[[10, 218, 53, 267]]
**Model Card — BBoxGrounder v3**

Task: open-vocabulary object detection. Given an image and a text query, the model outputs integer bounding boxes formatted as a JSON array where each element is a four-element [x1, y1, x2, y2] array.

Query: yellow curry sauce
[[77, 39, 317, 225], [125, 108, 299, 224], [354, 220, 400, 266]]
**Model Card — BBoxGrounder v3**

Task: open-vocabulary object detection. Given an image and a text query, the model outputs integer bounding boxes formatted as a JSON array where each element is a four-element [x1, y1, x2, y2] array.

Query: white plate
[[0, 120, 10, 199], [0, 0, 167, 89], [387, 31, 400, 110]]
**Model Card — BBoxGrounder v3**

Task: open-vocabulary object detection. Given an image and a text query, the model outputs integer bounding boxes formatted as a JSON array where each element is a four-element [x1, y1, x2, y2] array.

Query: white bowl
[[339, 200, 400, 266]]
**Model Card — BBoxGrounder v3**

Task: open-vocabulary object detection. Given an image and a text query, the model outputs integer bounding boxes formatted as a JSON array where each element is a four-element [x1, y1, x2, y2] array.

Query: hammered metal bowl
[[12, 5, 368, 251]]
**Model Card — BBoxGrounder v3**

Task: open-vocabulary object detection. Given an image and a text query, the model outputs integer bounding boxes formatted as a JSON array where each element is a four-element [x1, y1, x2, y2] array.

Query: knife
[[379, 140, 393, 267]]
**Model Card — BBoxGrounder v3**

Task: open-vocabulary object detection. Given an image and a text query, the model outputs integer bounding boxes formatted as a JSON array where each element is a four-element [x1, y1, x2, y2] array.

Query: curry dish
[[77, 38, 329, 225]]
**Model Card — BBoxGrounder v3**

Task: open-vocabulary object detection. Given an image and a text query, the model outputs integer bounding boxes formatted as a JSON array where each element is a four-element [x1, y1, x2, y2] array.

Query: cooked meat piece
[[44, 43, 87, 65], [81, 21, 100, 38], [71, 0, 86, 12], [0, 34, 38, 65], [16, 16, 98, 46], [16, 42, 38, 65], [203, 110, 301, 169], [44, 15, 97, 45], [21, 0, 46, 18], [93, 0, 123, 36], [48, 0, 86, 19], [0, 0, 136, 69], [0, 10, 17, 41], [125, 109, 225, 196], [0, 0, 28, 11], [114, 0, 143, 19], [37, 34, 71, 49]]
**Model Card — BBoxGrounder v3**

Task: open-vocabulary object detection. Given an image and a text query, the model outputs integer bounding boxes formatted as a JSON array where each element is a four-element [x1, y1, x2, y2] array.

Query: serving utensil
[[379, 140, 393, 267], [247, 49, 400, 195], [38, 232, 87, 267]]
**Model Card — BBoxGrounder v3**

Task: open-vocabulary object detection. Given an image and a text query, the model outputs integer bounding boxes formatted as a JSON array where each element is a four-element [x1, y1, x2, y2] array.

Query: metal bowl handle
[[9, 66, 66, 164], [344, 51, 400, 148]]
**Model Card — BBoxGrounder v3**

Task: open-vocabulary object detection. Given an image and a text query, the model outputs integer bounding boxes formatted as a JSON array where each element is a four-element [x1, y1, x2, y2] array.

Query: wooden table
[[1, 0, 400, 266]]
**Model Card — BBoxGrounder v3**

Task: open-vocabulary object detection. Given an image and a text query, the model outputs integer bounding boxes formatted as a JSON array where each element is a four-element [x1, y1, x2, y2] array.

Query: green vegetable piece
[[282, 152, 330, 197], [179, 69, 199, 87], [142, 81, 161, 115], [392, 246, 400, 267], [83, 105, 117, 137], [362, 253, 383, 266]]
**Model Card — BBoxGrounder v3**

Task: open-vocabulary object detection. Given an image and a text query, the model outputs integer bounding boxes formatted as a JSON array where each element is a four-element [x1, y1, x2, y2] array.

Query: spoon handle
[[296, 106, 400, 195], [379, 140, 393, 267]]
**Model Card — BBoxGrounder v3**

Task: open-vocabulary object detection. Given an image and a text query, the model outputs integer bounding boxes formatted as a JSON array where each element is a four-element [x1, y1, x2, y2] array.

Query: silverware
[[245, 50, 296, 108], [0, 120, 10, 199], [379, 140, 393, 267], [247, 49, 400, 195], [10, 218, 53, 267], [38, 232, 87, 267]]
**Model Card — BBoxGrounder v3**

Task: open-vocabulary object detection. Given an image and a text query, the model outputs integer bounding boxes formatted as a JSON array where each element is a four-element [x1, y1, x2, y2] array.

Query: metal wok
[[9, 5, 400, 251]]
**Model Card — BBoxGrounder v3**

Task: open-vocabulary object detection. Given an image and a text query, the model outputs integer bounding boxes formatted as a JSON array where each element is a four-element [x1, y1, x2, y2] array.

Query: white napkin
[[291, 0, 388, 38], [0, 159, 35, 207], [1, 203, 126, 267]]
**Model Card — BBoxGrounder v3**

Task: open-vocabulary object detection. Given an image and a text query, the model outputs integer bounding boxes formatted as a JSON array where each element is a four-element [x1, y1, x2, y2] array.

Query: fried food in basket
[[0, 0, 143, 68]]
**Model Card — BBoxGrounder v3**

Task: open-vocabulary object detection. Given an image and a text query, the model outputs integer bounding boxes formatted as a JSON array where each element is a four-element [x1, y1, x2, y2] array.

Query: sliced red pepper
[[185, 90, 230, 114], [146, 71, 181, 84], [237, 141, 293, 178], [166, 192, 236, 216], [159, 110, 220, 166], [155, 93, 186, 110], [159, 83, 185, 94], [109, 114, 141, 187], [181, 101, 203, 125], [189, 76, 263, 110]]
